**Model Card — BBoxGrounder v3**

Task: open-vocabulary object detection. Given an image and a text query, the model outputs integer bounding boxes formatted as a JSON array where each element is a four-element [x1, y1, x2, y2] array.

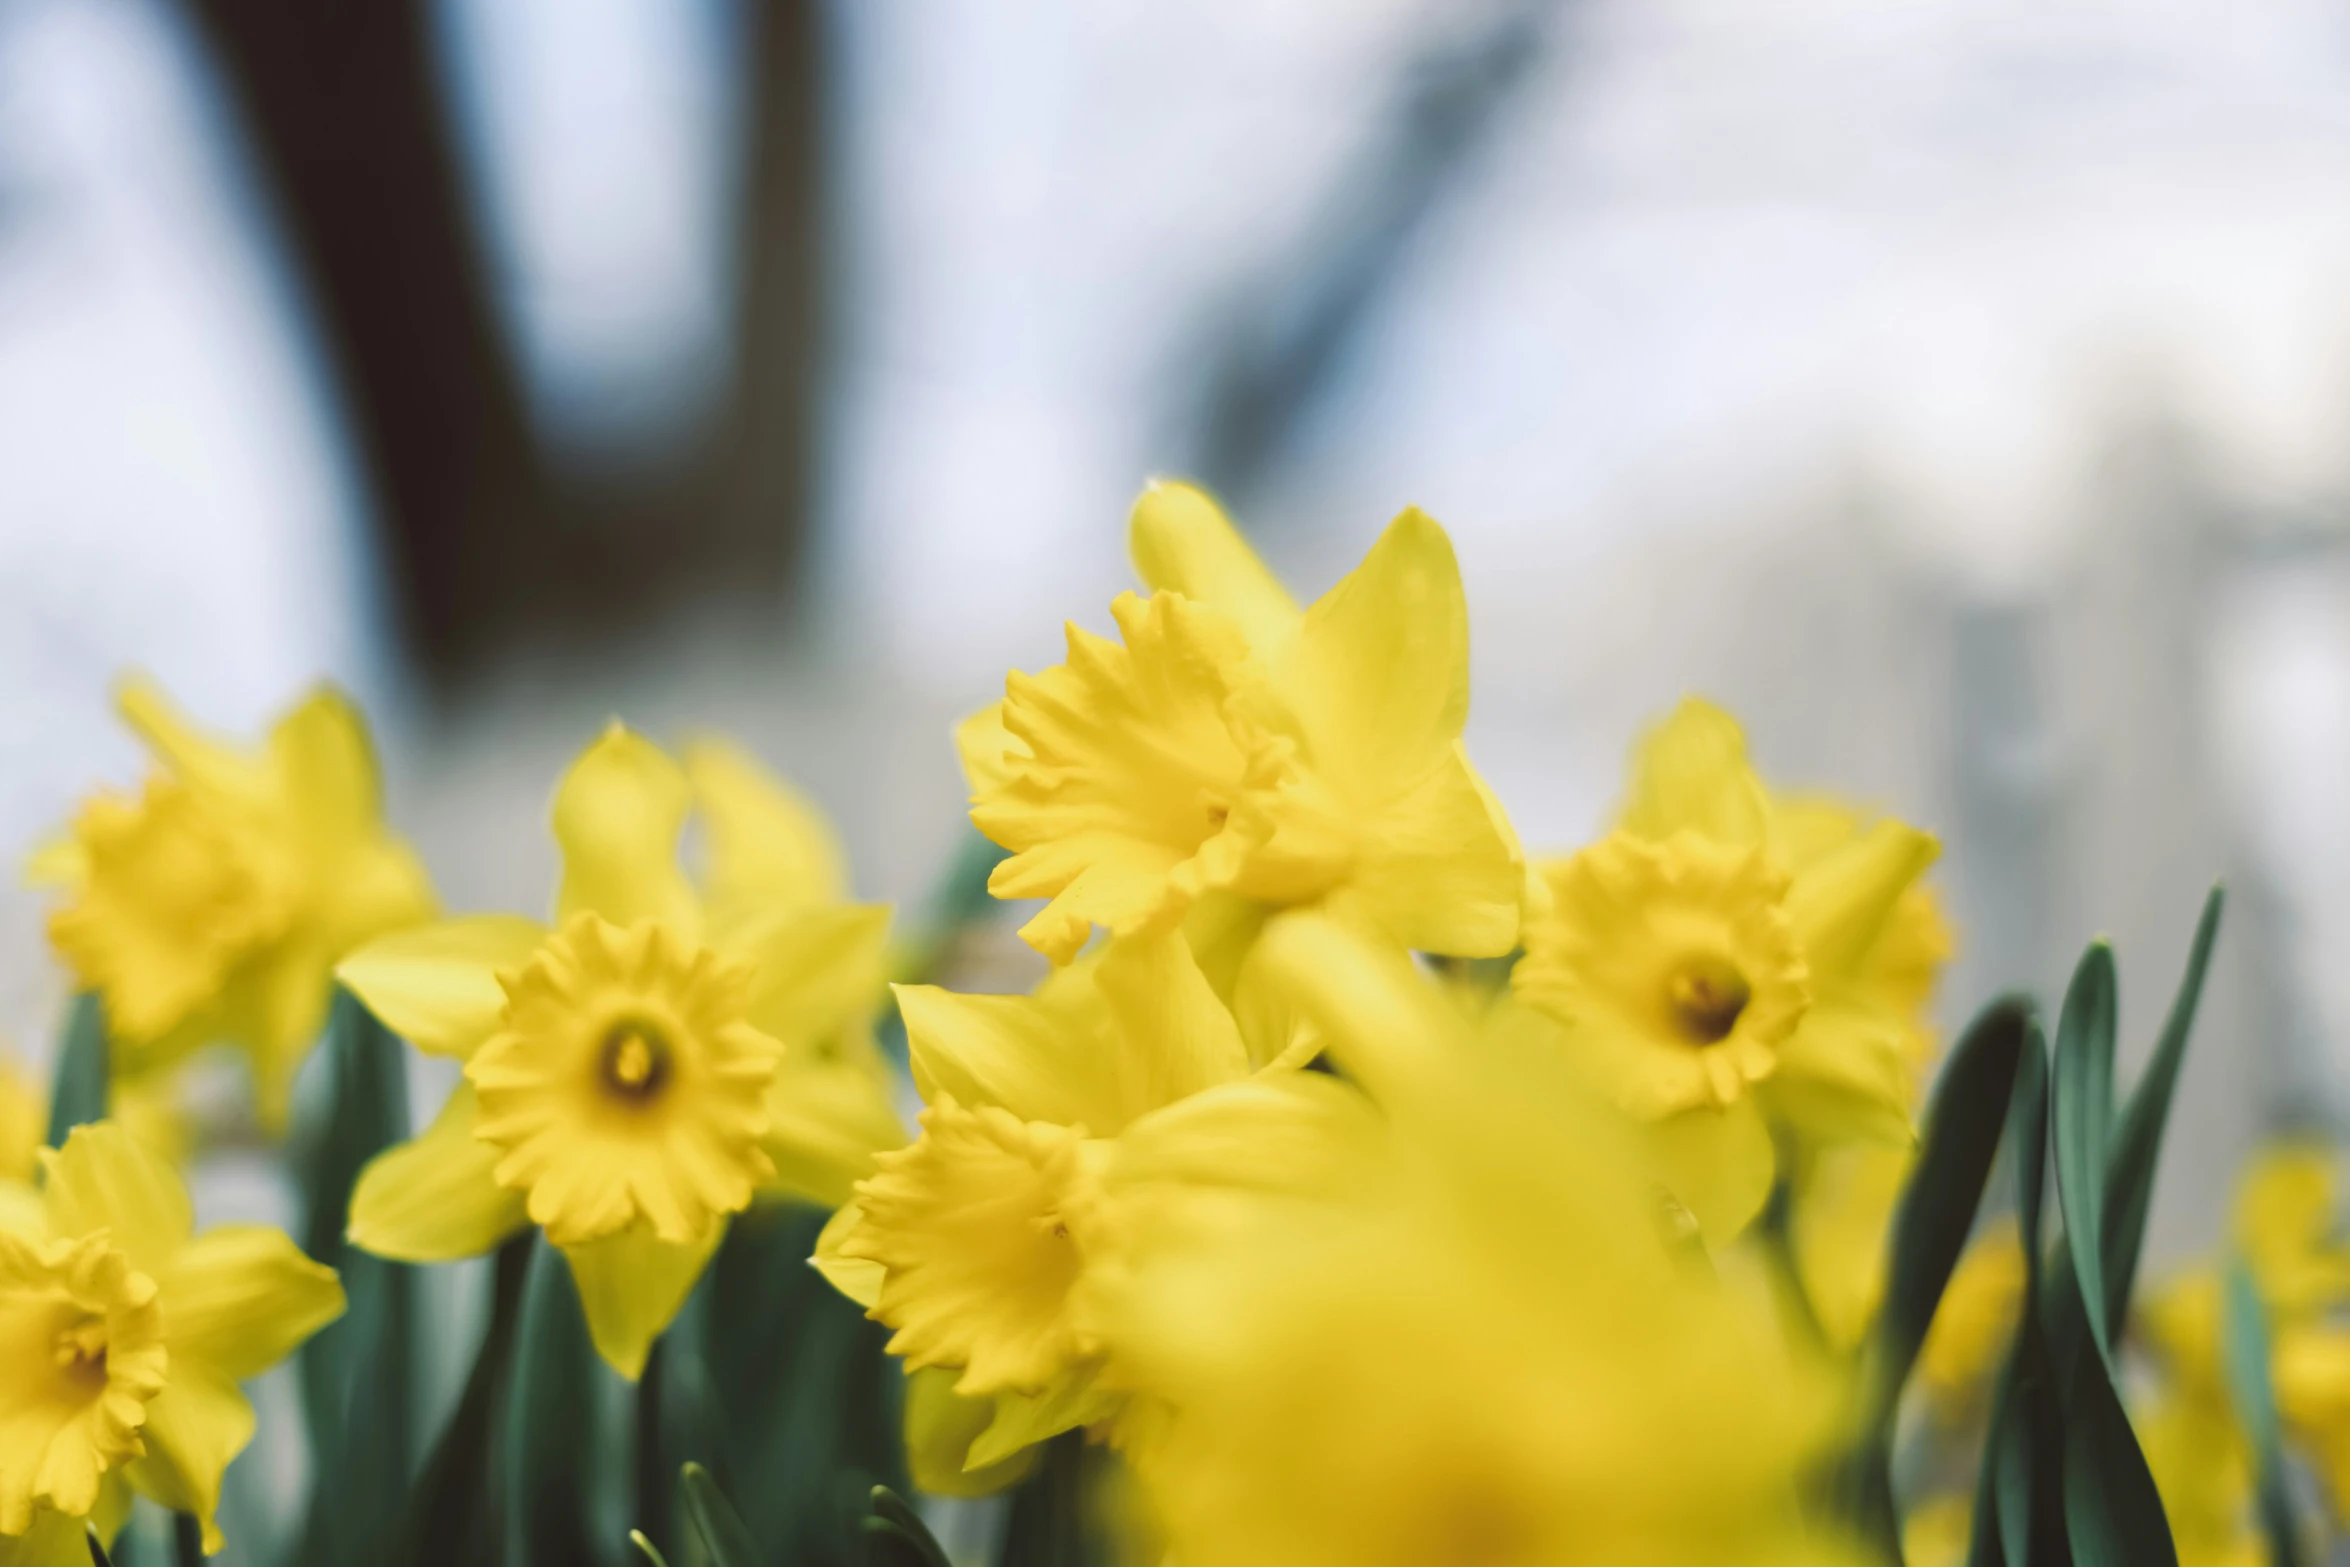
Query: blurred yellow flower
[[1914, 1224, 2026, 1422], [964, 482, 1522, 967], [816, 928, 1263, 1479], [1092, 913, 1857, 1567], [339, 728, 903, 1378], [1517, 698, 1945, 1239], [35, 682, 434, 1125], [0, 1124, 342, 1554], [0, 1057, 37, 1186]]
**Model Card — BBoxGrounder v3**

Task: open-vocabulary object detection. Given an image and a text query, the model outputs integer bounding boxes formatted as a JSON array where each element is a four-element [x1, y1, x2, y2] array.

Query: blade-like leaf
[[85, 1527, 112, 1567], [864, 1487, 952, 1567], [1872, 997, 2039, 1417], [681, 1464, 760, 1567], [2102, 886, 2224, 1339], [292, 989, 415, 1567], [999, 1430, 1109, 1567], [628, 1531, 673, 1567], [2051, 943, 2119, 1371], [400, 1233, 532, 1567], [45, 993, 108, 1146], [505, 1237, 610, 1567], [2223, 1260, 2307, 1567]]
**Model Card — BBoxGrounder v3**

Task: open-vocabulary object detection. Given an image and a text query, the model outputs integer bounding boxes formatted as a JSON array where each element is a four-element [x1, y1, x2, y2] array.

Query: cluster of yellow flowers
[[0, 478, 2334, 1566]]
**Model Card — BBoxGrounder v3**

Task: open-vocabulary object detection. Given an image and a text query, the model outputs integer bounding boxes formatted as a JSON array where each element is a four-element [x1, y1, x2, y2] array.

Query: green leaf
[[45, 993, 108, 1146], [999, 1430, 1109, 1567], [2051, 942, 2120, 1371], [1872, 997, 2039, 1421], [292, 989, 416, 1567], [399, 1234, 533, 1567], [680, 1464, 760, 1567], [85, 1527, 112, 1567], [2223, 1259, 2307, 1567], [628, 1531, 673, 1567], [2101, 886, 2223, 1339], [2045, 943, 2177, 1567], [863, 1487, 952, 1567], [505, 1237, 612, 1566], [687, 1204, 905, 1564]]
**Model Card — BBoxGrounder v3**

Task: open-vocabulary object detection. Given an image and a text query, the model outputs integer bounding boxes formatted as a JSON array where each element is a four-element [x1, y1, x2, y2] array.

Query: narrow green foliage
[[863, 1487, 952, 1567], [2051, 944, 2120, 1372], [2102, 887, 2224, 1339], [402, 1234, 533, 1567], [680, 1465, 760, 1567], [45, 992, 108, 1146], [1000, 1430, 1110, 1567], [505, 1237, 610, 1567], [84, 1527, 112, 1567], [628, 1531, 673, 1567], [2223, 1260, 2307, 1567], [293, 989, 416, 1567]]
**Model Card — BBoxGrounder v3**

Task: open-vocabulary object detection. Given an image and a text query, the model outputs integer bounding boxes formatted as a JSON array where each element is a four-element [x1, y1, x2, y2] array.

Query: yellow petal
[[1786, 820, 1938, 986], [730, 904, 891, 1048], [1620, 698, 1770, 848], [0, 1507, 99, 1567], [1336, 743, 1523, 958], [121, 1361, 253, 1554], [898, 984, 1117, 1131], [953, 704, 1020, 801], [1648, 1096, 1775, 1248], [812, 1200, 884, 1307], [0, 1179, 40, 1236], [1274, 508, 1469, 801], [337, 916, 548, 1059], [22, 835, 86, 890], [1127, 480, 1300, 655], [158, 1224, 345, 1381], [267, 686, 385, 843], [115, 679, 263, 801], [1093, 931, 1250, 1120], [903, 1366, 1038, 1497], [1762, 1004, 1917, 1148], [552, 724, 698, 935], [761, 1036, 906, 1209], [965, 1365, 1120, 1470], [38, 1124, 190, 1277], [562, 1222, 725, 1380], [348, 1085, 530, 1262], [685, 739, 848, 913]]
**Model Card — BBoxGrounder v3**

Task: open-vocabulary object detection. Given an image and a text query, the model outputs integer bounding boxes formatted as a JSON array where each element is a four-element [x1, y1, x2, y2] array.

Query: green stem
[[635, 1337, 670, 1557], [170, 1515, 202, 1567]]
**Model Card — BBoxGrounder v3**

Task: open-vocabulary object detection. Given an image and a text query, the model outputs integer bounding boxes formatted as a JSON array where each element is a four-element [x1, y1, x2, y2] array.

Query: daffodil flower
[[1089, 912, 1847, 1567], [337, 727, 904, 1378], [0, 1058, 36, 1187], [813, 929, 1262, 1478], [1515, 697, 1948, 1240], [0, 1124, 344, 1558], [961, 482, 1523, 967], [34, 682, 435, 1125]]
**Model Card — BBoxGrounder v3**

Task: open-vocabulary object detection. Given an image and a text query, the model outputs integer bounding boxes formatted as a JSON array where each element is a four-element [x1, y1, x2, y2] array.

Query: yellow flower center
[[468, 913, 784, 1247], [1514, 830, 1810, 1119], [844, 1097, 1098, 1396], [1664, 957, 1750, 1044], [0, 1229, 170, 1535]]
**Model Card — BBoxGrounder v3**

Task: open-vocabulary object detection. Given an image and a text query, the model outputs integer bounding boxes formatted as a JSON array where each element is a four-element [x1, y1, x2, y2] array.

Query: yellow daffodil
[[1790, 1144, 1913, 1351], [814, 928, 1262, 1480], [1914, 1224, 2026, 1424], [1516, 698, 1947, 1240], [338, 728, 903, 1378], [1092, 913, 1856, 1567], [962, 481, 1522, 967], [34, 682, 434, 1125], [0, 1123, 342, 1556]]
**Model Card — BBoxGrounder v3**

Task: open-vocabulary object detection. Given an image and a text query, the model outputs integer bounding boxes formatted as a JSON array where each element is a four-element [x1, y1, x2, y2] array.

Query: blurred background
[[2, 0, 2345, 1290]]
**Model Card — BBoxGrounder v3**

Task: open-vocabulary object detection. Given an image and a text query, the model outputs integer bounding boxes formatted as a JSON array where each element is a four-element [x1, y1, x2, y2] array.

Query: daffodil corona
[[339, 726, 903, 1377]]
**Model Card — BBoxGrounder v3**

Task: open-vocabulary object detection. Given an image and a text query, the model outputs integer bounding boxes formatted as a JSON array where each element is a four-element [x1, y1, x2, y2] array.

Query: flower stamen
[[1665, 958, 1751, 1045]]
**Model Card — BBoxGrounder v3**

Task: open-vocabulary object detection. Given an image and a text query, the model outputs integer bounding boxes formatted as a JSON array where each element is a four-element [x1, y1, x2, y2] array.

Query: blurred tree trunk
[[177, 0, 826, 680]]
